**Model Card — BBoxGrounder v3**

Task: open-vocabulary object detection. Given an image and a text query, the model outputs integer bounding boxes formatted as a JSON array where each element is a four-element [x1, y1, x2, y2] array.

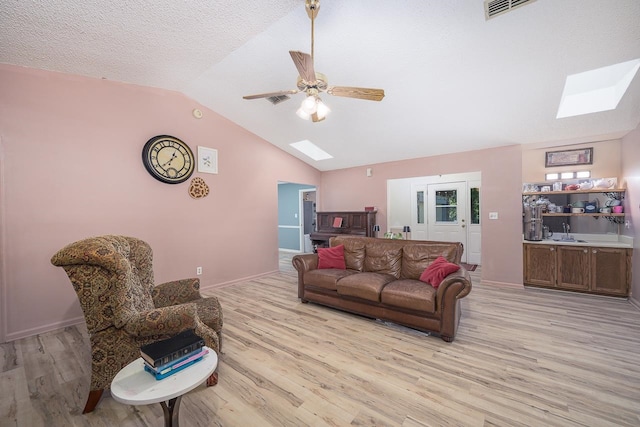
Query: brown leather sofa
[[292, 235, 472, 342]]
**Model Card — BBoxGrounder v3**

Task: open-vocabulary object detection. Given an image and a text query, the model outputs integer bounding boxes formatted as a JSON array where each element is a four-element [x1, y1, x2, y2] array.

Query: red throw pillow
[[419, 256, 460, 288], [317, 244, 346, 269]]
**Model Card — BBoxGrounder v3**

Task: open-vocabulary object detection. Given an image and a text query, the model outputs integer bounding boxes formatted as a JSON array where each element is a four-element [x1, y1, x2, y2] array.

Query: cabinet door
[[557, 246, 590, 291], [524, 244, 556, 287], [590, 247, 630, 296]]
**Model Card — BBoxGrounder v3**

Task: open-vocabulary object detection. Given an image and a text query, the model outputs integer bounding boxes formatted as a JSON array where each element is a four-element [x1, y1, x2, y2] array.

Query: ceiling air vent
[[266, 95, 291, 105], [485, 0, 536, 20]]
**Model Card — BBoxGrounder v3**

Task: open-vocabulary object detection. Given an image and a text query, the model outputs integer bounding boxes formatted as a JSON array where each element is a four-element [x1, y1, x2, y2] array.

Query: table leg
[[160, 396, 182, 427]]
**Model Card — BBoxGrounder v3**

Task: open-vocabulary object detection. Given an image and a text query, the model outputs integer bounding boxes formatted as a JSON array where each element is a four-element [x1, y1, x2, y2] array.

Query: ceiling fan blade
[[243, 90, 298, 100], [289, 51, 316, 83], [327, 86, 385, 101]]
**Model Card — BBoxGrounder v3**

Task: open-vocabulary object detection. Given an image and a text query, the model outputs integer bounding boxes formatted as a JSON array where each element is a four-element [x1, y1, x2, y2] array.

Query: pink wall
[[319, 145, 524, 286], [1, 63, 635, 342], [621, 124, 640, 306], [0, 65, 321, 341]]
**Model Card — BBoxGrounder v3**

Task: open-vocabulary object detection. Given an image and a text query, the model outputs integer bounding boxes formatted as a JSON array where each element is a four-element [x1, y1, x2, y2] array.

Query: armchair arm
[[292, 254, 318, 298], [123, 303, 198, 337], [152, 278, 201, 308]]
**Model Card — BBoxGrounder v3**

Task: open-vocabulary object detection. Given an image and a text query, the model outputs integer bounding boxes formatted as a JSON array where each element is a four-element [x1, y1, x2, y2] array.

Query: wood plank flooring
[[1, 254, 639, 426]]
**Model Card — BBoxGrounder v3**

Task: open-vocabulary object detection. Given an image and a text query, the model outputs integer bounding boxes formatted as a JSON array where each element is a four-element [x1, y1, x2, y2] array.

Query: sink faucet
[[562, 222, 571, 240]]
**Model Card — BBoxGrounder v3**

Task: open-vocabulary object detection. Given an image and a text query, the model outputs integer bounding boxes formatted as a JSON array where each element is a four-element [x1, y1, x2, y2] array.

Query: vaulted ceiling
[[2, 0, 639, 171]]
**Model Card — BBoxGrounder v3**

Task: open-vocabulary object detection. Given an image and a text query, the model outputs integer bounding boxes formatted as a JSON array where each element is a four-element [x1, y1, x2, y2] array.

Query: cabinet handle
[[592, 249, 597, 254], [550, 247, 555, 251], [583, 249, 588, 253]]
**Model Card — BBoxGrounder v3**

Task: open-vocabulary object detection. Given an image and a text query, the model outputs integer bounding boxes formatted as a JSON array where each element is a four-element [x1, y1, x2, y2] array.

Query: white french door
[[403, 173, 481, 265], [425, 182, 468, 263], [466, 180, 481, 265], [410, 184, 428, 240]]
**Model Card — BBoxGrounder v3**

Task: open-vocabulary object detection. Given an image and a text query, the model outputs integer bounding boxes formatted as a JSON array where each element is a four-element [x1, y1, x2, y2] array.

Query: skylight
[[290, 140, 333, 161], [556, 58, 640, 118]]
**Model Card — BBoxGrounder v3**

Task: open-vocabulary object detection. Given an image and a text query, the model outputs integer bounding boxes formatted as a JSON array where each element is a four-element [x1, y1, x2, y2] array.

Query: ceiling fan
[[242, 0, 385, 122]]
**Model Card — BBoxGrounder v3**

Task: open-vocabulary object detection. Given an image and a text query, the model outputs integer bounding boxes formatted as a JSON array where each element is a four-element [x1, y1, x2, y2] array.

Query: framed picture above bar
[[545, 147, 593, 167]]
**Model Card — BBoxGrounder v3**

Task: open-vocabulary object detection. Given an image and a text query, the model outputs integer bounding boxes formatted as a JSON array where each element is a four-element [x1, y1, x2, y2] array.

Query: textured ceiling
[[2, 0, 640, 171]]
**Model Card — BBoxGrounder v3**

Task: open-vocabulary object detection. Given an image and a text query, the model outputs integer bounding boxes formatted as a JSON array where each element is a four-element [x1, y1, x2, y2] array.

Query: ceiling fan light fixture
[[301, 95, 318, 114], [315, 99, 330, 119], [296, 107, 311, 120]]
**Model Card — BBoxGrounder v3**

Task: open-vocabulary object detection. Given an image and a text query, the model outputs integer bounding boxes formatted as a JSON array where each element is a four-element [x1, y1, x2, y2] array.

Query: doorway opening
[[388, 172, 481, 265], [277, 182, 316, 253]]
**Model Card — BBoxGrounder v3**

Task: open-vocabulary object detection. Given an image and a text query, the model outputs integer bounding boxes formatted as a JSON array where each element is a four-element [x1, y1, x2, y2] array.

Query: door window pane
[[471, 187, 480, 225], [435, 190, 457, 222], [417, 191, 424, 224]]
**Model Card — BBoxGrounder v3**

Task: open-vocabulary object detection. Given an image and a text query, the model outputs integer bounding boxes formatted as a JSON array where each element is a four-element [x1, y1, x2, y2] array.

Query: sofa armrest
[[436, 267, 472, 304], [435, 266, 472, 341], [152, 278, 201, 308], [292, 254, 318, 298], [123, 303, 198, 337]]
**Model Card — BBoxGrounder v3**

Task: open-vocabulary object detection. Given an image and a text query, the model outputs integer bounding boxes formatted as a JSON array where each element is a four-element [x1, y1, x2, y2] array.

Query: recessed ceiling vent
[[266, 95, 291, 105], [485, 0, 536, 20]]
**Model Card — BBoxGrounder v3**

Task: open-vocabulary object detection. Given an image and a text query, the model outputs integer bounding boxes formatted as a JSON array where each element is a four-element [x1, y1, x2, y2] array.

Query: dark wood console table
[[310, 210, 377, 250]]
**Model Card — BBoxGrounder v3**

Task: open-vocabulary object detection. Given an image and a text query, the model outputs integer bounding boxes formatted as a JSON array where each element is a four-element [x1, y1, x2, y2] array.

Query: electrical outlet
[[489, 212, 498, 220], [625, 220, 630, 229], [196, 267, 202, 275]]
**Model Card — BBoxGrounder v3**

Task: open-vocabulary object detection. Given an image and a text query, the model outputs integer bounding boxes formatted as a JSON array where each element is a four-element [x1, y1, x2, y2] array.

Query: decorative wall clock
[[142, 135, 195, 184]]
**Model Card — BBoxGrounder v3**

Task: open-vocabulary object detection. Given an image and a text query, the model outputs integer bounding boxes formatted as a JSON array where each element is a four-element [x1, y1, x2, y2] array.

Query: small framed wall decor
[[545, 147, 593, 167], [197, 146, 218, 174]]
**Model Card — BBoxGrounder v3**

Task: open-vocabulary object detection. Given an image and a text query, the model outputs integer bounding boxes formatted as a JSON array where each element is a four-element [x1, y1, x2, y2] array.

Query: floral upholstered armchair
[[51, 235, 223, 414]]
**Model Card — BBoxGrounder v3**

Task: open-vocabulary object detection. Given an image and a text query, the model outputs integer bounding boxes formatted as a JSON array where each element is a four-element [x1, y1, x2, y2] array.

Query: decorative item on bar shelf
[[373, 224, 380, 237], [140, 329, 206, 380]]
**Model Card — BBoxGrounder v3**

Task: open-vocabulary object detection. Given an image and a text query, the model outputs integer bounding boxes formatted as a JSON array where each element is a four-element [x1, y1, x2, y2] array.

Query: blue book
[[143, 348, 208, 380], [145, 348, 203, 373]]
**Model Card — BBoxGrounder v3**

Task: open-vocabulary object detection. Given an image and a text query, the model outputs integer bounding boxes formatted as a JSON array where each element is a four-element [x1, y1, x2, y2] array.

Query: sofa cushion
[[401, 243, 460, 279], [363, 244, 402, 278], [318, 244, 346, 269], [381, 279, 436, 313], [419, 256, 460, 288], [305, 269, 357, 291], [333, 236, 366, 271], [336, 272, 396, 302]]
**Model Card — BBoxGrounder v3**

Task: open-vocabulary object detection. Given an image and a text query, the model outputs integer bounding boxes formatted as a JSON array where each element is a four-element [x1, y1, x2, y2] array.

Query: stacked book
[[140, 329, 207, 380]]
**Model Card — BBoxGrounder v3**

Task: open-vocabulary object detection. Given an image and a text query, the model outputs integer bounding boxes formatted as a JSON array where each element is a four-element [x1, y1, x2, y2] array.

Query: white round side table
[[111, 347, 218, 427]]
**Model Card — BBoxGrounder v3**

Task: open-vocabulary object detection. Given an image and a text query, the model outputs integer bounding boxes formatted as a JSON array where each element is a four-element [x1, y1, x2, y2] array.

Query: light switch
[[489, 212, 498, 219], [294, 213, 298, 218]]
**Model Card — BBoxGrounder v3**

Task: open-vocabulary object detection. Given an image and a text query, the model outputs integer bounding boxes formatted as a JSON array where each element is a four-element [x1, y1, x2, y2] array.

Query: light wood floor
[[2, 254, 640, 426]]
